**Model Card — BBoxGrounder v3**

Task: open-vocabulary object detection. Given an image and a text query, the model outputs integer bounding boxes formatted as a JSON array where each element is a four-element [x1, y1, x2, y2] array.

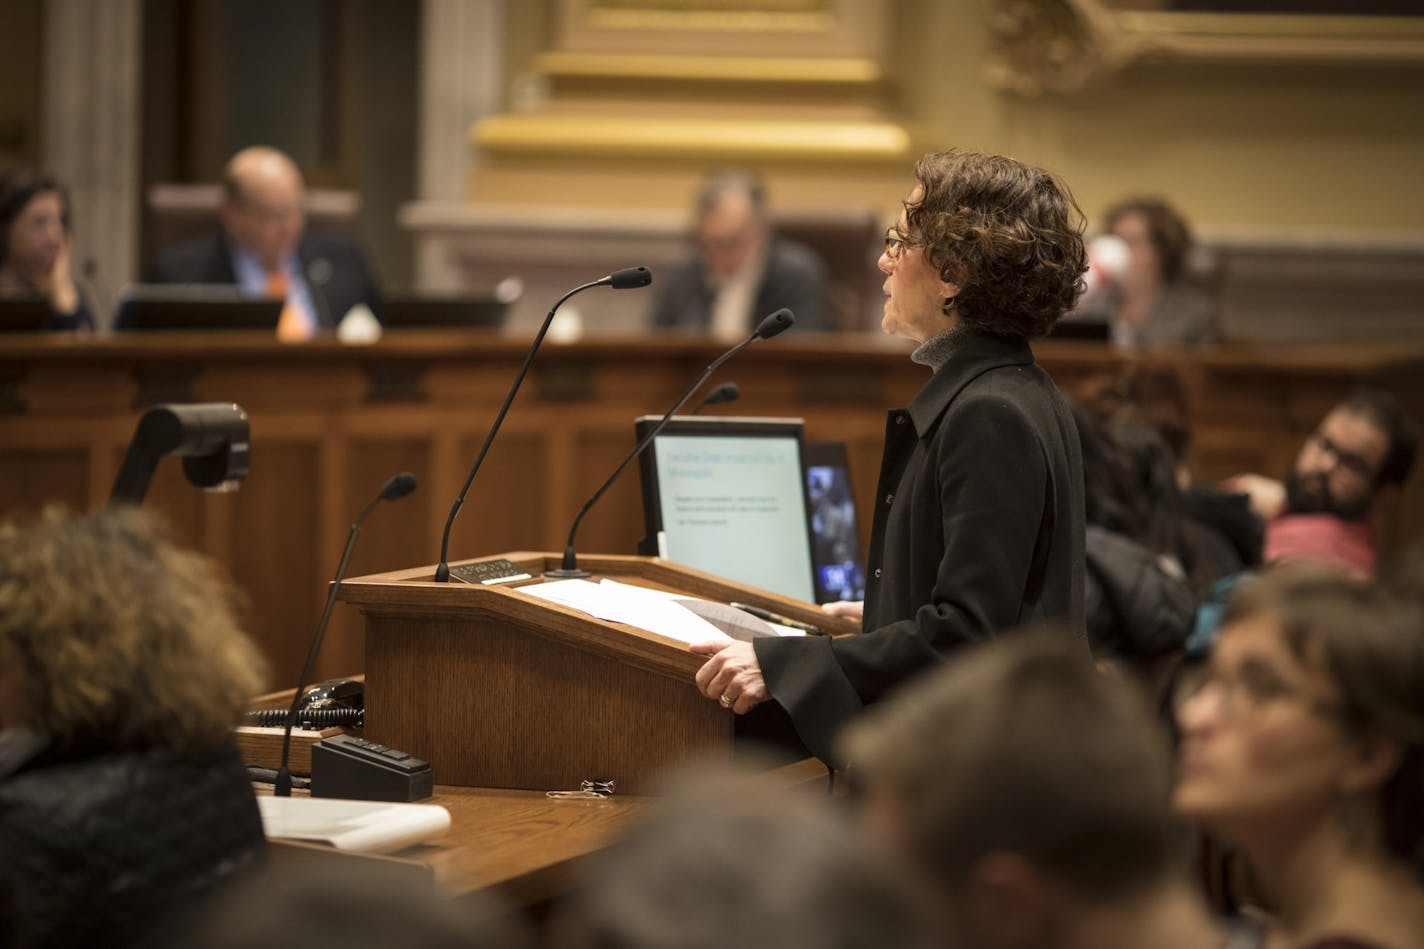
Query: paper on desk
[[258, 796, 450, 854], [519, 578, 796, 645]]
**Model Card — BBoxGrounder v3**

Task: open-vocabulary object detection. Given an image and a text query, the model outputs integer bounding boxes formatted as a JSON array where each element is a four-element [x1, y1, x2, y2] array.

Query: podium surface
[[339, 552, 852, 793]]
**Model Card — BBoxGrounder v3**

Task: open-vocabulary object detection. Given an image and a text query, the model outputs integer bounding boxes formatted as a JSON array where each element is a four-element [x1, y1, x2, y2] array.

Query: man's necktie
[[267, 269, 311, 342]]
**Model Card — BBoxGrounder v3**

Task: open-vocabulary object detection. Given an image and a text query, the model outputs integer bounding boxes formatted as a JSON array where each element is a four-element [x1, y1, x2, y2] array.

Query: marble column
[[43, 0, 143, 325]]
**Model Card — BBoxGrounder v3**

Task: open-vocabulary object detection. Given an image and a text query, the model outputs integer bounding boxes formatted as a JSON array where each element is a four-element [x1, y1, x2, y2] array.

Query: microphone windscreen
[[754, 308, 795, 340], [380, 472, 418, 501], [606, 266, 652, 289], [707, 382, 740, 405]]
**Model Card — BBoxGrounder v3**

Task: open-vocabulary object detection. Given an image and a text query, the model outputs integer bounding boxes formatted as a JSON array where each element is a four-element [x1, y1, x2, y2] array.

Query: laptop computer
[[379, 294, 508, 330], [0, 297, 52, 332], [112, 284, 283, 331]]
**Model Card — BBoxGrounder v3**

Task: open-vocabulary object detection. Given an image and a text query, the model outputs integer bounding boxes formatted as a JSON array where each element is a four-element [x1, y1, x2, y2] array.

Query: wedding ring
[[719, 693, 733, 709]]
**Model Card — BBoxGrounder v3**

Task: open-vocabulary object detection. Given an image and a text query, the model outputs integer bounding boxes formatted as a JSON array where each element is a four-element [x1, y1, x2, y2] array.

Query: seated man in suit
[[148, 145, 380, 339], [649, 170, 830, 338]]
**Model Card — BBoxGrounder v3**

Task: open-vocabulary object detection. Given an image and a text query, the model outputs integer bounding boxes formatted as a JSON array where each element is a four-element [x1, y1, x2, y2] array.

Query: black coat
[[0, 739, 265, 948], [755, 330, 1086, 765], [147, 228, 382, 328]]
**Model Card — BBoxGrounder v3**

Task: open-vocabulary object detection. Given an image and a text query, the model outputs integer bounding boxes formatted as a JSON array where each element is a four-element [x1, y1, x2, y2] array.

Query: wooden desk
[[265, 757, 829, 910], [5, 332, 1422, 686]]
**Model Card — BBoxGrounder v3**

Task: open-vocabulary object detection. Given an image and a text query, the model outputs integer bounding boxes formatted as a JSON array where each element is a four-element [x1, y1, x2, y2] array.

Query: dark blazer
[[649, 236, 831, 333], [147, 228, 381, 328], [755, 329, 1087, 765], [0, 739, 264, 948]]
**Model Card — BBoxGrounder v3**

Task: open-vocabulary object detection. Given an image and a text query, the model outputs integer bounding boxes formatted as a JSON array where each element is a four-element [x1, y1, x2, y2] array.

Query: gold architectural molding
[[534, 51, 883, 85], [472, 114, 910, 164], [582, 0, 834, 33], [988, 0, 1424, 96]]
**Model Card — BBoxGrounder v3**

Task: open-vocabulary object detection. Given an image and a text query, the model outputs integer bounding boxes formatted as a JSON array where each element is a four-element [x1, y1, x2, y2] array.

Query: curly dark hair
[[1103, 196, 1193, 284], [0, 507, 266, 754], [906, 150, 1088, 339]]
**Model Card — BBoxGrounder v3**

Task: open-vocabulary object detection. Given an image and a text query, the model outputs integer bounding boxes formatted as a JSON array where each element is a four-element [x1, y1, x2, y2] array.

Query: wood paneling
[[4, 332, 1422, 691]]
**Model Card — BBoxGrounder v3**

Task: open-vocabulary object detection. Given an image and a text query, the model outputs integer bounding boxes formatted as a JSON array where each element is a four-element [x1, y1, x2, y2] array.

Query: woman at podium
[[694, 149, 1089, 766]]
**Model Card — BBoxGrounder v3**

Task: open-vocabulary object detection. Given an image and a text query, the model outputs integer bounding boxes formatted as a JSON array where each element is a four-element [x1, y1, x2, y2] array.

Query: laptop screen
[[636, 415, 816, 603], [803, 440, 866, 603]]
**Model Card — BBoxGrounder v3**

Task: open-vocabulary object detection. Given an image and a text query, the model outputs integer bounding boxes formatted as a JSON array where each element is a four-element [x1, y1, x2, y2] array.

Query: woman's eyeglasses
[[1173, 660, 1341, 723], [883, 226, 912, 260]]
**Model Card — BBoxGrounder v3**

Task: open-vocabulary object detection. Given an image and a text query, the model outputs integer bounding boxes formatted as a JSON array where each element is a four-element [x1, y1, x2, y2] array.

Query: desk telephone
[[246, 677, 363, 728]]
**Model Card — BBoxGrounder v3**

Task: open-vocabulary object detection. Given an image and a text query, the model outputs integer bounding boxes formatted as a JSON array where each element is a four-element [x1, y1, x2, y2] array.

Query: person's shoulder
[[149, 229, 229, 280], [769, 236, 828, 277], [300, 228, 369, 260]]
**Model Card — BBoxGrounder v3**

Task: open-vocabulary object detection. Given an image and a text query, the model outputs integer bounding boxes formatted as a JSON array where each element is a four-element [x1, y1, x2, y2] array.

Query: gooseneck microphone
[[691, 381, 740, 415], [546, 308, 794, 579], [433, 267, 652, 582], [274, 471, 418, 797]]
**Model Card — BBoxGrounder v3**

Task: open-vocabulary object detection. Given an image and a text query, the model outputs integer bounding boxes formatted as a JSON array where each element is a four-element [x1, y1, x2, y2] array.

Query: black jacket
[[148, 228, 382, 328], [755, 330, 1087, 765], [1084, 525, 1197, 661], [0, 738, 265, 948]]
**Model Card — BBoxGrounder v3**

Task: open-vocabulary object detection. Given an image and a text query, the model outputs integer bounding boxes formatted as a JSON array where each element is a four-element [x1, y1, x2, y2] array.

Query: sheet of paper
[[518, 578, 733, 646]]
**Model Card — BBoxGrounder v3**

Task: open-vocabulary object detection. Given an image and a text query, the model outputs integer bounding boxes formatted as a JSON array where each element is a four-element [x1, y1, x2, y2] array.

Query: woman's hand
[[691, 640, 770, 714], [821, 600, 864, 624], [34, 236, 80, 315]]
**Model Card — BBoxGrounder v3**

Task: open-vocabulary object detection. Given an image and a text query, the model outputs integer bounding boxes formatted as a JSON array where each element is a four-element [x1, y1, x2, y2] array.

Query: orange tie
[[266, 270, 309, 342]]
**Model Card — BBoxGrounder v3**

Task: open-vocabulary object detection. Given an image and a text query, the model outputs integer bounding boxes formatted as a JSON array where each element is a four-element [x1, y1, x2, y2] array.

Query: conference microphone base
[[543, 567, 592, 579]]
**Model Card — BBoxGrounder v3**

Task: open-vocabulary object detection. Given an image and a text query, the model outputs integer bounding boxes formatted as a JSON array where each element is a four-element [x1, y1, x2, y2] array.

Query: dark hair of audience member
[[1103, 197, 1193, 284], [841, 631, 1176, 904], [1339, 385, 1419, 489], [0, 506, 266, 753], [556, 761, 934, 949], [0, 169, 71, 270], [1223, 567, 1424, 873]]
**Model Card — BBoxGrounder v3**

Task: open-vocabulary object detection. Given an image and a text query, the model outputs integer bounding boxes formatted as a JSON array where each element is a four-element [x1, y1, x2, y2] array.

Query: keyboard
[[448, 558, 533, 585]]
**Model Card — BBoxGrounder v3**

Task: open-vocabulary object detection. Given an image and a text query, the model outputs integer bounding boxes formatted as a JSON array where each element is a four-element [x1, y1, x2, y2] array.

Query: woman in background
[[0, 169, 93, 330], [0, 507, 267, 948], [1080, 197, 1216, 348], [1174, 566, 1424, 948]]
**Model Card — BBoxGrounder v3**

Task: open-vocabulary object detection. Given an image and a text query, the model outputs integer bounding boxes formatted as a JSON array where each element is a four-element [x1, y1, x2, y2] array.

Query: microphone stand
[[433, 268, 650, 582], [546, 309, 793, 579], [274, 473, 416, 796]]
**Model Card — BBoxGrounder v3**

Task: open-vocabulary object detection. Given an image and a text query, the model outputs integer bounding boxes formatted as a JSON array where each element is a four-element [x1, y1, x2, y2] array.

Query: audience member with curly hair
[[0, 507, 268, 948], [1174, 565, 1424, 947], [1078, 196, 1217, 348], [693, 148, 1088, 765]]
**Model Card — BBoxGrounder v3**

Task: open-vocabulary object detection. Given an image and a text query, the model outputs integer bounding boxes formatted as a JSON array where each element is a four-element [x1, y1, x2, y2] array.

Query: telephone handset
[[246, 677, 363, 728]]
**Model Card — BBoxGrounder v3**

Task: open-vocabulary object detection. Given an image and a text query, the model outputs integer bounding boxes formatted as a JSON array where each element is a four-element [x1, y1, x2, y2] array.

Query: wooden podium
[[338, 553, 853, 794]]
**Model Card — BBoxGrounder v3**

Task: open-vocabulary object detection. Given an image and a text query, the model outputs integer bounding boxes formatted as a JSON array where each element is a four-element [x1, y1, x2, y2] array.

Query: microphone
[[691, 381, 739, 415], [546, 308, 794, 579], [304, 257, 335, 330], [432, 267, 652, 582], [273, 471, 418, 797]]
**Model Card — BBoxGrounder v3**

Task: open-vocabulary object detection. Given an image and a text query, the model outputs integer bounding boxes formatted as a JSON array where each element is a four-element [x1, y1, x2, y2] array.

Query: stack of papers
[[258, 796, 451, 854], [519, 578, 806, 645]]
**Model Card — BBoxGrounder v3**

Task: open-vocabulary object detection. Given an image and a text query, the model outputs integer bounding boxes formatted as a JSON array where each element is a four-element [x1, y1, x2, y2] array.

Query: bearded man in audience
[[1226, 387, 1416, 577]]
